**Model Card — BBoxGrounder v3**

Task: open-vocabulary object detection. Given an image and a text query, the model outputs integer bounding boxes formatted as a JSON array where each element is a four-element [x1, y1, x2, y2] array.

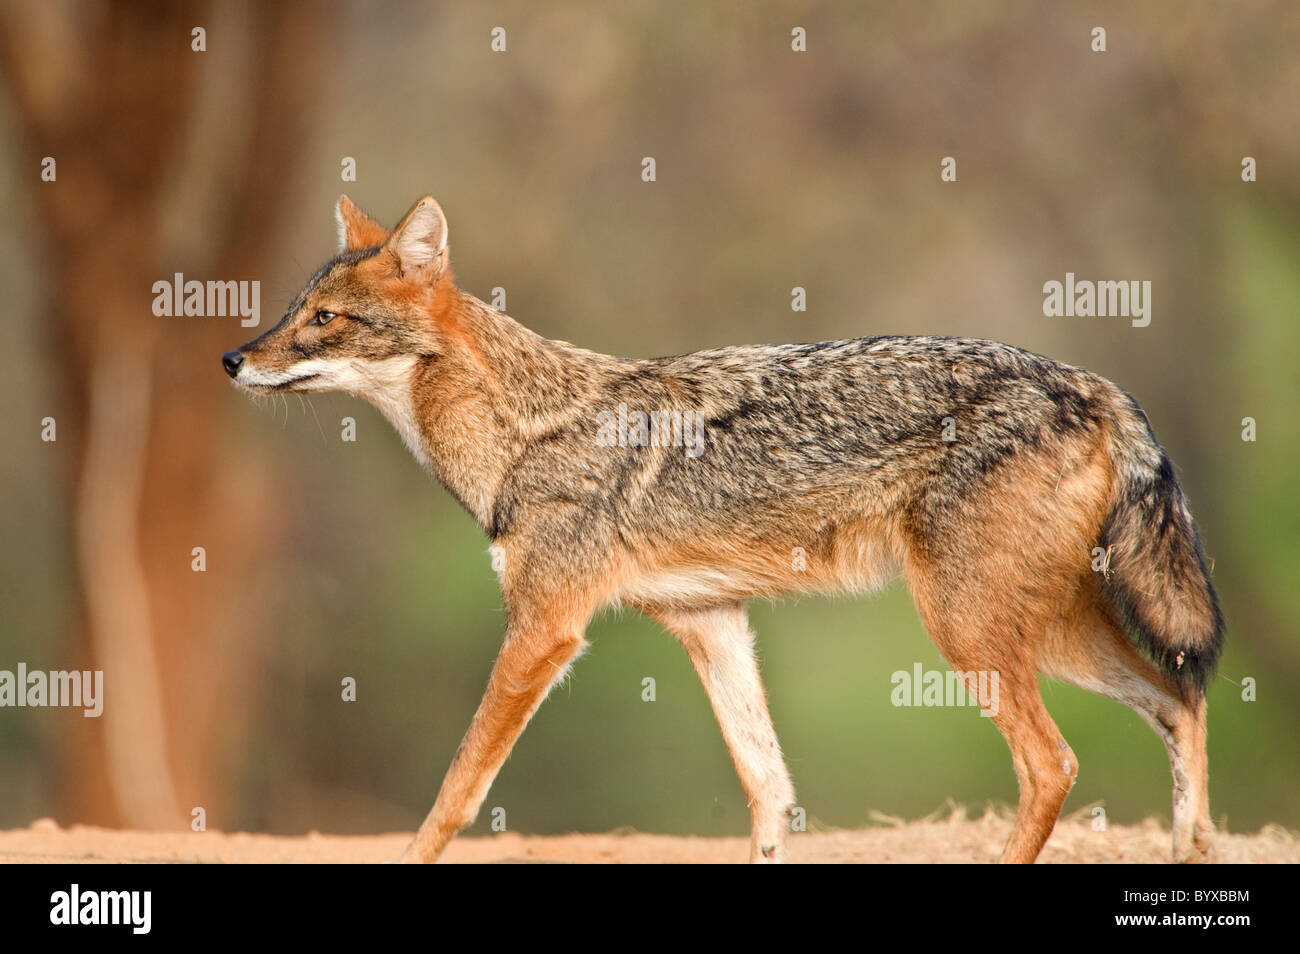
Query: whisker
[[304, 395, 327, 442]]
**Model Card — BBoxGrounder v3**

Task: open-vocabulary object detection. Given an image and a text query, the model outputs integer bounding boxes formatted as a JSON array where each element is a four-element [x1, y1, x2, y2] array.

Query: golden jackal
[[224, 195, 1224, 864]]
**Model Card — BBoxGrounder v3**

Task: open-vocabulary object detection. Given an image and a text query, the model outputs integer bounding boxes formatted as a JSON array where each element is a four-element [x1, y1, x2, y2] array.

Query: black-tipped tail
[[1102, 408, 1224, 698]]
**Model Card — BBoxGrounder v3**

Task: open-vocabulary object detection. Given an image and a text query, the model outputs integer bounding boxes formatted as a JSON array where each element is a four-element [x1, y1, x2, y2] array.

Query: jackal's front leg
[[653, 604, 797, 863], [397, 621, 587, 863]]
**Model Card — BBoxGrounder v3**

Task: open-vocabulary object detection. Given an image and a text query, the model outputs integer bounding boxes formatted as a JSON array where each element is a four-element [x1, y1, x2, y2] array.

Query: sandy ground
[[3, 807, 1296, 863]]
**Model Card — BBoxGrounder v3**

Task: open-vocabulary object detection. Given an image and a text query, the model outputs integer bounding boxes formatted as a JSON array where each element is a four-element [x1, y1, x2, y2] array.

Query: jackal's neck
[[399, 285, 620, 532]]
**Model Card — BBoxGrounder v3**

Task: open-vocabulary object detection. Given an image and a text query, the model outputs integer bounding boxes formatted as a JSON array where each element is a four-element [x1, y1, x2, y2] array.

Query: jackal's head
[[222, 195, 453, 396]]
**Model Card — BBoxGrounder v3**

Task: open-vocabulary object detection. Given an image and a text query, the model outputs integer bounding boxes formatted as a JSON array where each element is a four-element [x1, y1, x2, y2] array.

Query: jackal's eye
[[310, 309, 339, 326]]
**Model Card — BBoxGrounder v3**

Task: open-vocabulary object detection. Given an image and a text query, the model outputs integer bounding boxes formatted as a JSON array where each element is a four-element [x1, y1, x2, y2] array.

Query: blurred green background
[[0, 1, 1296, 841]]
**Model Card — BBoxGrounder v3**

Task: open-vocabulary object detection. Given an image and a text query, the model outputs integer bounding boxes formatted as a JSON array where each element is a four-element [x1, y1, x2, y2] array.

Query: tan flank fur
[[224, 195, 1225, 864]]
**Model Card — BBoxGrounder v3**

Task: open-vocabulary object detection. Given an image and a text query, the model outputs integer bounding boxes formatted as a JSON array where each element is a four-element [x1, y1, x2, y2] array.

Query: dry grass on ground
[[3, 805, 1295, 863]]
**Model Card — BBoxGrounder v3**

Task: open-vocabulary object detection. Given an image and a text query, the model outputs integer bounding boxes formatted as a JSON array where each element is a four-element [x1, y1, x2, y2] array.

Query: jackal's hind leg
[[652, 603, 796, 863], [907, 567, 1077, 863], [1040, 605, 1214, 863], [987, 680, 1079, 863]]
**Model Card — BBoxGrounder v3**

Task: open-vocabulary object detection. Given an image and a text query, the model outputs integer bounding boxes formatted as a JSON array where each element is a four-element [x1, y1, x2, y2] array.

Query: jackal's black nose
[[222, 350, 244, 378]]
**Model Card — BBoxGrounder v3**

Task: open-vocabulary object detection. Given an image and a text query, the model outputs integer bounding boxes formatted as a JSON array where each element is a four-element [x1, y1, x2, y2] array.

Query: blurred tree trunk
[[0, 0, 333, 828]]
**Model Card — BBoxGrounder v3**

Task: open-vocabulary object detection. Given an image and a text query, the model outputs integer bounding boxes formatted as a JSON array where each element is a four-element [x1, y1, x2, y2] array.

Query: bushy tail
[[1101, 395, 1225, 699]]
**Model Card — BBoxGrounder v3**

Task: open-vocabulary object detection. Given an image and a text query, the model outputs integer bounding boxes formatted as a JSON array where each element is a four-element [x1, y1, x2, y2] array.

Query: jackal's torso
[[460, 332, 1124, 612]]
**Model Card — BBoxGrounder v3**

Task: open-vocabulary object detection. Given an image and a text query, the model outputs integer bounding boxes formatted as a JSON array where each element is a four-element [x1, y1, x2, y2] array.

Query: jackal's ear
[[335, 195, 388, 253], [385, 196, 448, 277]]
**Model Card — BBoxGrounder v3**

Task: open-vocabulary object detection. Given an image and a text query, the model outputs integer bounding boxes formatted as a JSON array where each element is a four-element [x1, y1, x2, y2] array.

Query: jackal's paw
[[1174, 830, 1214, 864], [391, 840, 437, 864], [750, 842, 787, 864]]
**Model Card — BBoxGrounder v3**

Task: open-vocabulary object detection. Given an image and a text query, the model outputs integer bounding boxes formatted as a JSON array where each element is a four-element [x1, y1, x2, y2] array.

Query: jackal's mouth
[[237, 372, 320, 393], [260, 373, 320, 392]]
